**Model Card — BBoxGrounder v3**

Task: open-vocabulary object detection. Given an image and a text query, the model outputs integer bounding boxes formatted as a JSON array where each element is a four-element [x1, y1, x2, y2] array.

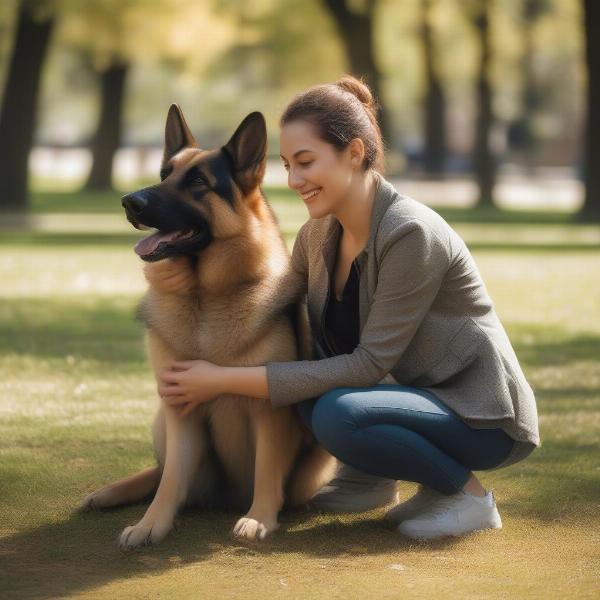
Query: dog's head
[[122, 105, 267, 262]]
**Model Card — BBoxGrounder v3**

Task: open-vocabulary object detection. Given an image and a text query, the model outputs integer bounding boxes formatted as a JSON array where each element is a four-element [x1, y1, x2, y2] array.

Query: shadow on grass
[[31, 190, 123, 214], [3, 299, 599, 369], [507, 323, 600, 369], [28, 189, 584, 224], [433, 205, 580, 224], [2, 231, 598, 252], [0, 500, 464, 599], [495, 438, 600, 522], [0, 232, 143, 247], [1, 403, 598, 596], [0, 230, 299, 247], [3, 432, 599, 600], [25, 188, 301, 216], [0, 297, 145, 365]]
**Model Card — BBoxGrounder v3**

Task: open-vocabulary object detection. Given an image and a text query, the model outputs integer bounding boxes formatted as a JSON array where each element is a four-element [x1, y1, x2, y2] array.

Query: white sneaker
[[384, 484, 447, 523], [396, 489, 502, 540], [309, 463, 399, 513]]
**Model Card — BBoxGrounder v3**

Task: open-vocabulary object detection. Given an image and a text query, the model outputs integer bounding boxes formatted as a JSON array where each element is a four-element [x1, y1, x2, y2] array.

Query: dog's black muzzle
[[121, 192, 148, 224], [121, 186, 213, 261]]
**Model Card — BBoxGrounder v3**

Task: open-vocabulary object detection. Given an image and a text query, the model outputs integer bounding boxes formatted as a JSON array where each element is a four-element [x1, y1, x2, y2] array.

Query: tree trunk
[[323, 0, 392, 147], [507, 0, 548, 172], [421, 0, 447, 175], [577, 0, 600, 221], [0, 2, 54, 212], [472, 0, 496, 208], [85, 60, 129, 190]]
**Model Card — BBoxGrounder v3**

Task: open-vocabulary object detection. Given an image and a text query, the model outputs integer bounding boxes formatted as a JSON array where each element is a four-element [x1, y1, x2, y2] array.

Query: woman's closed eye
[[282, 161, 313, 170]]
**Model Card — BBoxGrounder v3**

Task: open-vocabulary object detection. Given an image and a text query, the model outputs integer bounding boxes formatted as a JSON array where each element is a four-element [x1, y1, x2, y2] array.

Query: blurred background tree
[[468, 0, 496, 208], [0, 0, 596, 220], [322, 0, 391, 142], [60, 0, 235, 191], [580, 0, 599, 220], [506, 0, 552, 172], [420, 0, 447, 177], [0, 0, 55, 211]]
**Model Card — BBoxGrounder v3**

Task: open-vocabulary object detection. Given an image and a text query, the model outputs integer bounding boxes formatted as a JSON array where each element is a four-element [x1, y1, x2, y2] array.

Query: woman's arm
[[159, 361, 270, 416], [219, 365, 270, 399]]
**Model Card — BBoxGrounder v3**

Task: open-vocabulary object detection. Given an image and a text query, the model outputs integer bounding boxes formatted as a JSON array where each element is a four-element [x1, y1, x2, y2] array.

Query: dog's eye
[[190, 176, 209, 187], [186, 173, 210, 189], [180, 167, 212, 191]]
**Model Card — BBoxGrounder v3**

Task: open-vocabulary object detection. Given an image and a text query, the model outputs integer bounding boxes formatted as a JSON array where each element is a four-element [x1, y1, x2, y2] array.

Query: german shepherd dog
[[80, 106, 337, 548]]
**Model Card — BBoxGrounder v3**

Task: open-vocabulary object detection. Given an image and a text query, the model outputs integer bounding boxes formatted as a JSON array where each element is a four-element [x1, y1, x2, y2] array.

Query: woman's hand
[[158, 359, 225, 416], [143, 257, 197, 295]]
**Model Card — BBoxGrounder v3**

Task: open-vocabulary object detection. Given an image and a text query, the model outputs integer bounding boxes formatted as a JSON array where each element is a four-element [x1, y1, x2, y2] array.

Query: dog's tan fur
[[80, 107, 337, 547]]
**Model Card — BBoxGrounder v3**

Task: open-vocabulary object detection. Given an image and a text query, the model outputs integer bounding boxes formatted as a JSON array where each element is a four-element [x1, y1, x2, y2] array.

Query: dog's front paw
[[118, 518, 173, 550], [231, 515, 279, 542], [78, 488, 113, 511]]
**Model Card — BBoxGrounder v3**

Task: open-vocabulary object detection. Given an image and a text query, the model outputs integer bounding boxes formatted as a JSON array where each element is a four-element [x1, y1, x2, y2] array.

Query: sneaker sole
[[384, 492, 447, 524], [398, 519, 502, 540]]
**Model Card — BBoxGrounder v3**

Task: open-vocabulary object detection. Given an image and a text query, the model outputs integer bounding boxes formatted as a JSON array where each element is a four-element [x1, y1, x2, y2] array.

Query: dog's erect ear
[[222, 112, 267, 193], [162, 104, 197, 166]]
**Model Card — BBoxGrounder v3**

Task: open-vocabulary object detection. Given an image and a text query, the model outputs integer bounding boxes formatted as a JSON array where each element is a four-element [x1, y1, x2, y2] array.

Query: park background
[[0, 0, 598, 598]]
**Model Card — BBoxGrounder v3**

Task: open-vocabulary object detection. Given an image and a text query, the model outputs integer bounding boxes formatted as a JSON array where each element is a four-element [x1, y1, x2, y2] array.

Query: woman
[[151, 76, 541, 540]]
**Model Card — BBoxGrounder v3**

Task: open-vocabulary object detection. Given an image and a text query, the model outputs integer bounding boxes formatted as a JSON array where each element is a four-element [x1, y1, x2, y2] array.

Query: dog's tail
[[285, 444, 338, 509]]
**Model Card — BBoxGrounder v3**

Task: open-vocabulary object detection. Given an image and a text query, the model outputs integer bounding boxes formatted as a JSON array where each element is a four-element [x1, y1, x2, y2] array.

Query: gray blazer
[[266, 172, 540, 469]]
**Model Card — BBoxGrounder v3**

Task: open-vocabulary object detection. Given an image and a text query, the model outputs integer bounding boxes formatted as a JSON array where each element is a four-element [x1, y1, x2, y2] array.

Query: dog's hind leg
[[79, 408, 166, 512], [79, 466, 160, 511], [285, 444, 338, 509], [232, 407, 303, 541], [118, 404, 208, 549]]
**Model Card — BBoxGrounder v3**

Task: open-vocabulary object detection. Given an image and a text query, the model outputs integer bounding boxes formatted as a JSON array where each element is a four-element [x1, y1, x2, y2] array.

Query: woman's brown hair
[[280, 75, 385, 173]]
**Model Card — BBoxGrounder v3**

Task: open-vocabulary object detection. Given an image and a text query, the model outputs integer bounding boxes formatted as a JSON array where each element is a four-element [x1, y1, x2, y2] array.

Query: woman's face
[[279, 119, 360, 219]]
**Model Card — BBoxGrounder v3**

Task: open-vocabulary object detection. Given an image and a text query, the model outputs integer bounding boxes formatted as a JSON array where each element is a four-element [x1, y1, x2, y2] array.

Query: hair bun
[[281, 74, 385, 173], [335, 75, 378, 123]]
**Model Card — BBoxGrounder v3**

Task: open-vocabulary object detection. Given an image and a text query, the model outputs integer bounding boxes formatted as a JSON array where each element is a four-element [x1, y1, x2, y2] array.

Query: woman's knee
[[310, 388, 366, 449]]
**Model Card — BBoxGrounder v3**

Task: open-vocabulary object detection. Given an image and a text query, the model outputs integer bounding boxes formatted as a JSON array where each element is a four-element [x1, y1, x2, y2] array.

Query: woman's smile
[[301, 187, 322, 202]]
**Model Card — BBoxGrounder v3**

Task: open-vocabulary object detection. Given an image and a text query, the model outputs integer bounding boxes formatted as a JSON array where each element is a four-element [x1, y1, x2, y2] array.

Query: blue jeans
[[296, 384, 516, 495]]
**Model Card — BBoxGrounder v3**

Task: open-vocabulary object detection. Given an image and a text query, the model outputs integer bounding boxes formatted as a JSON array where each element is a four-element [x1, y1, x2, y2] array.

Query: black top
[[323, 258, 361, 356]]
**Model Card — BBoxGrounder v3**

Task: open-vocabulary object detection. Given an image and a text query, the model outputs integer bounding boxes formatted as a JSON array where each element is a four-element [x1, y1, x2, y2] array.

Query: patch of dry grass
[[1, 200, 599, 598]]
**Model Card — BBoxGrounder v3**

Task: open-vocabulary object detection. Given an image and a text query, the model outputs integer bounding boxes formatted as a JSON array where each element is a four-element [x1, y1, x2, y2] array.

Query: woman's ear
[[348, 138, 365, 169]]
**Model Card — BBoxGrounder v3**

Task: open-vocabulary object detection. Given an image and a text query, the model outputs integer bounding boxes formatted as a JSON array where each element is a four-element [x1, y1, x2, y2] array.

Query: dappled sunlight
[[0, 376, 156, 424], [0, 0, 598, 594], [0, 250, 145, 297], [0, 65, 598, 594], [1, 228, 598, 599], [476, 253, 600, 330]]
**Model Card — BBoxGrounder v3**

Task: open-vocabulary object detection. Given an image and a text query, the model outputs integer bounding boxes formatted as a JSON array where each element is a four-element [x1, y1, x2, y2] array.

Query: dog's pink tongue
[[135, 231, 180, 257]]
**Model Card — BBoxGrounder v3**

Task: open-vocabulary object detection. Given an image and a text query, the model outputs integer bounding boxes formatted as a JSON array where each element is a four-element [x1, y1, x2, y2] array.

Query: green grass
[[25, 187, 301, 214], [1, 191, 599, 599], [18, 186, 591, 222]]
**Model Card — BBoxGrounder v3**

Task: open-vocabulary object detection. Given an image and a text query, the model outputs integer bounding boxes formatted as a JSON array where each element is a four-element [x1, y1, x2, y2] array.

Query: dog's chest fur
[[137, 283, 285, 363]]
